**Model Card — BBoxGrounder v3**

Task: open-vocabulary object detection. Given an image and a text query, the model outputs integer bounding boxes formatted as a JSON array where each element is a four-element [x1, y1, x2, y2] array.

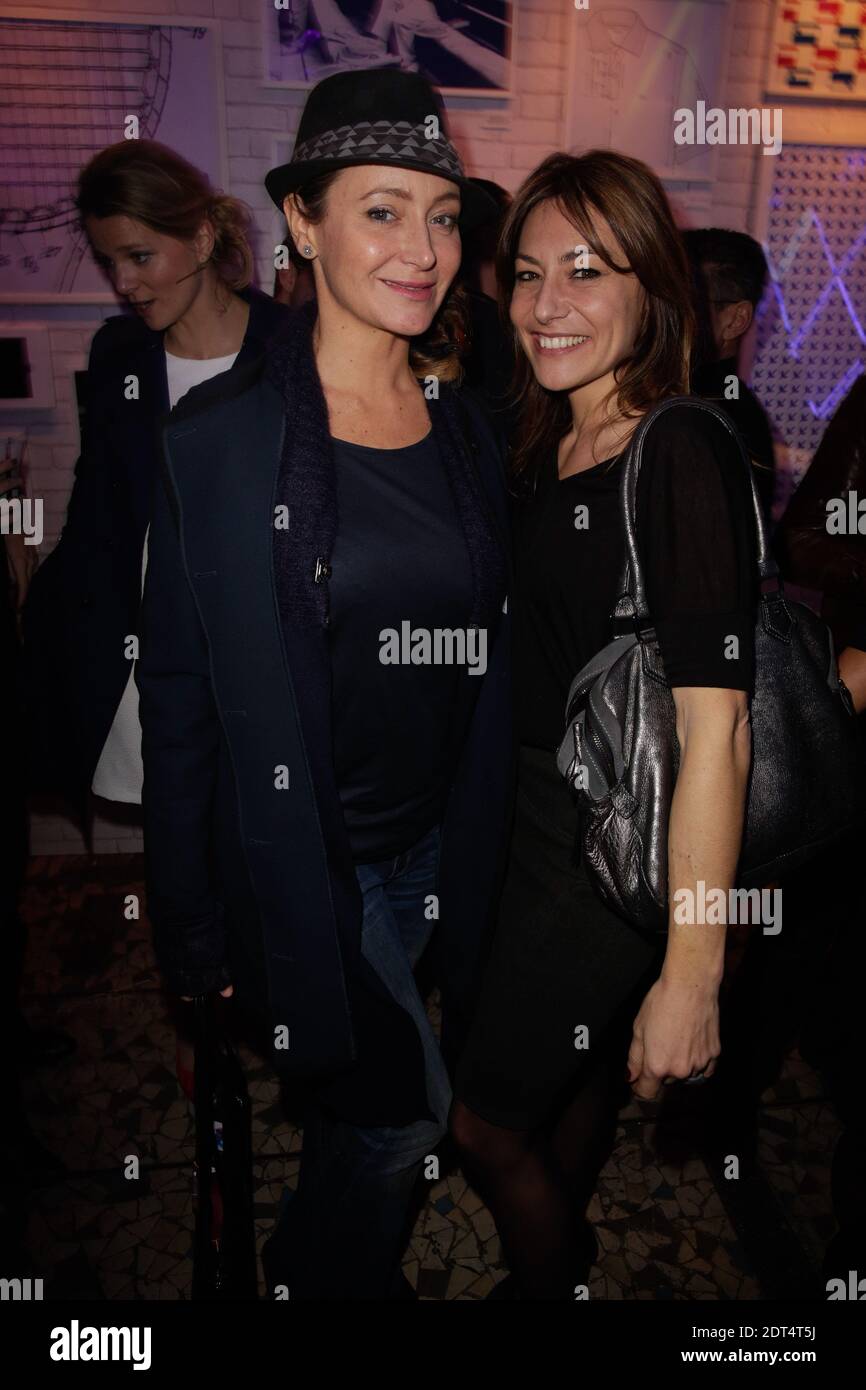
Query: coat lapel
[[106, 331, 168, 543], [163, 374, 358, 1069]]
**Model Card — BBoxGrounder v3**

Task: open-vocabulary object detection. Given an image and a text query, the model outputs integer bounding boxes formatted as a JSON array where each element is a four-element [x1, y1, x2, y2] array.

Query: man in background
[[458, 178, 515, 435], [684, 227, 776, 525]]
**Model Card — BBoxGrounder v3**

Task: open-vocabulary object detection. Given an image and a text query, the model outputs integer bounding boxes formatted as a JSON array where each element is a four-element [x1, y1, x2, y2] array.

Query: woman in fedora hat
[[136, 67, 512, 1299]]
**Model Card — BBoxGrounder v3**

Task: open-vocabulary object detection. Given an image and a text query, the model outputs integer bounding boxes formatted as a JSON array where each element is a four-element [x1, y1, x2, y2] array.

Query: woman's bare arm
[[628, 685, 751, 1100]]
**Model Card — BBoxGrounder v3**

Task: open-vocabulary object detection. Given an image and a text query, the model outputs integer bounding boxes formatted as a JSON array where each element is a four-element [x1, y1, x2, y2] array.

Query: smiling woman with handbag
[[451, 149, 832, 1300]]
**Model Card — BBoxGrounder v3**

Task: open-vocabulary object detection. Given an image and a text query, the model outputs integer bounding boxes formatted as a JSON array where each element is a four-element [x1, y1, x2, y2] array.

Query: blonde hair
[[76, 139, 253, 290]]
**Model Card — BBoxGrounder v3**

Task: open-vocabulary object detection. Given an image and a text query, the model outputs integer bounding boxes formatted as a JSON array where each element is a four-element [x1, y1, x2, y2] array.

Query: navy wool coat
[[137, 309, 515, 1125], [23, 288, 290, 799]]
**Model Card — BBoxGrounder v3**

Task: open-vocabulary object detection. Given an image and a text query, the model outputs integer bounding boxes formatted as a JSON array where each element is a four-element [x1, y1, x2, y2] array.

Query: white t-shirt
[[91, 347, 239, 804]]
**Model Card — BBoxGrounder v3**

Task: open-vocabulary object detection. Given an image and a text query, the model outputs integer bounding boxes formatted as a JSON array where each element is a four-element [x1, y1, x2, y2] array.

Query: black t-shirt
[[329, 430, 478, 863], [514, 404, 758, 751]]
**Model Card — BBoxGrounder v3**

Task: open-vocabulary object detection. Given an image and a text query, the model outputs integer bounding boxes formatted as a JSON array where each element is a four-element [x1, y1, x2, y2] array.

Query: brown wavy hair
[[76, 140, 253, 291], [288, 169, 468, 383], [498, 151, 695, 480]]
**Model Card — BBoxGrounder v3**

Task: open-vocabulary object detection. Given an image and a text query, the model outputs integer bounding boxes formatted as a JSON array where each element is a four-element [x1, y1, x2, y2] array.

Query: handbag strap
[[611, 394, 778, 628]]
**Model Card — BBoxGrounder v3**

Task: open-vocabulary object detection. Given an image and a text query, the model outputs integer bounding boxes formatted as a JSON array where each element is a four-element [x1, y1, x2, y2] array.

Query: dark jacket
[[776, 374, 866, 654], [137, 307, 514, 1124], [23, 288, 290, 799]]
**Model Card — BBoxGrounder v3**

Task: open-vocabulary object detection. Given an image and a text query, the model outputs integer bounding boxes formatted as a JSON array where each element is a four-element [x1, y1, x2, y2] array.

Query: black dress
[[455, 403, 758, 1130]]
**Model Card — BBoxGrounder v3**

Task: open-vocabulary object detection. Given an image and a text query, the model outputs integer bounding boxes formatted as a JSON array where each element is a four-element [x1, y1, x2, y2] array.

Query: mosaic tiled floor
[[5, 853, 847, 1301]]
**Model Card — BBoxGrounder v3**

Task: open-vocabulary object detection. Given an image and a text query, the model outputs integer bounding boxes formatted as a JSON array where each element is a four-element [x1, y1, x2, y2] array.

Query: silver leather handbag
[[556, 396, 863, 934]]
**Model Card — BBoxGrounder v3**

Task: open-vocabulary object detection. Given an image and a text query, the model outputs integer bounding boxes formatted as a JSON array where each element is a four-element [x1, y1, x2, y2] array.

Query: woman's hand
[[628, 686, 749, 1101], [4, 530, 39, 613], [180, 984, 234, 1003], [0, 471, 23, 498], [627, 975, 720, 1101]]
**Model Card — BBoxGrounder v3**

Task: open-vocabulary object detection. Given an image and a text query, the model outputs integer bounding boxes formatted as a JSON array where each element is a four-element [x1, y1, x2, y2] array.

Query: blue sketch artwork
[[0, 20, 221, 296], [568, 3, 729, 181]]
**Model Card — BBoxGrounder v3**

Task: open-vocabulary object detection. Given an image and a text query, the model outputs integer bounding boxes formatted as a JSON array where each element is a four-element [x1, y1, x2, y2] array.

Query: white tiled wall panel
[[2, 1, 797, 850]]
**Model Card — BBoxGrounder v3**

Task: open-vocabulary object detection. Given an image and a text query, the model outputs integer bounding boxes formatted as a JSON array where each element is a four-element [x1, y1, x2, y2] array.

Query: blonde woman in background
[[23, 139, 289, 1088]]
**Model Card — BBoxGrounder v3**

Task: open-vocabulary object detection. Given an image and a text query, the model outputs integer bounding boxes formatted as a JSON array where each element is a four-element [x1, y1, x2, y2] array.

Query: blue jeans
[[261, 825, 450, 1299]]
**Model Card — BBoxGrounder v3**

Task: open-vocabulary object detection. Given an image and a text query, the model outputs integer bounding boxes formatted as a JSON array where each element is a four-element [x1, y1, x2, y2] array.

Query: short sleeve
[[635, 405, 758, 691]]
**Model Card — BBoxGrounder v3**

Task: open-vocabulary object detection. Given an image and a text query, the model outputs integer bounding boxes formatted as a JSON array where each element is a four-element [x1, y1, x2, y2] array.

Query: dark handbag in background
[[556, 395, 863, 934], [192, 994, 258, 1299]]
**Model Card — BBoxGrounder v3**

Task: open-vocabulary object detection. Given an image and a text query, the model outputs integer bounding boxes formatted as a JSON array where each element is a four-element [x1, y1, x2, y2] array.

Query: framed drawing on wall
[[766, 0, 866, 100], [263, 0, 514, 96], [564, 1, 732, 184], [0, 9, 227, 303]]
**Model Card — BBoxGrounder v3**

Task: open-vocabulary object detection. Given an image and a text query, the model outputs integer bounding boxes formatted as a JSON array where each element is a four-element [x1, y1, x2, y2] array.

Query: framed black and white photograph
[[263, 0, 514, 96]]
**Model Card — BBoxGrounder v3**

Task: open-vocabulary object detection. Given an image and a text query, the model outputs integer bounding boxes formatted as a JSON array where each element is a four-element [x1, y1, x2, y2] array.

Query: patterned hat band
[[292, 119, 465, 183]]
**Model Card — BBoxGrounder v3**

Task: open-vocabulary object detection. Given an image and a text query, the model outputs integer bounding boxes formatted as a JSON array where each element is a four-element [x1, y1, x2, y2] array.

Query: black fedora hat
[[265, 67, 499, 230]]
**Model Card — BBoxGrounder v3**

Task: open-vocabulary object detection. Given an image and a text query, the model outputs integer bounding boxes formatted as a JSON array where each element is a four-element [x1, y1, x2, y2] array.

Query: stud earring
[[303, 244, 314, 257]]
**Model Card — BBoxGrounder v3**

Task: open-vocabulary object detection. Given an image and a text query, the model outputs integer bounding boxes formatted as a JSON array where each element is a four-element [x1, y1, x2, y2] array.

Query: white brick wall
[[3, 0, 840, 852]]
